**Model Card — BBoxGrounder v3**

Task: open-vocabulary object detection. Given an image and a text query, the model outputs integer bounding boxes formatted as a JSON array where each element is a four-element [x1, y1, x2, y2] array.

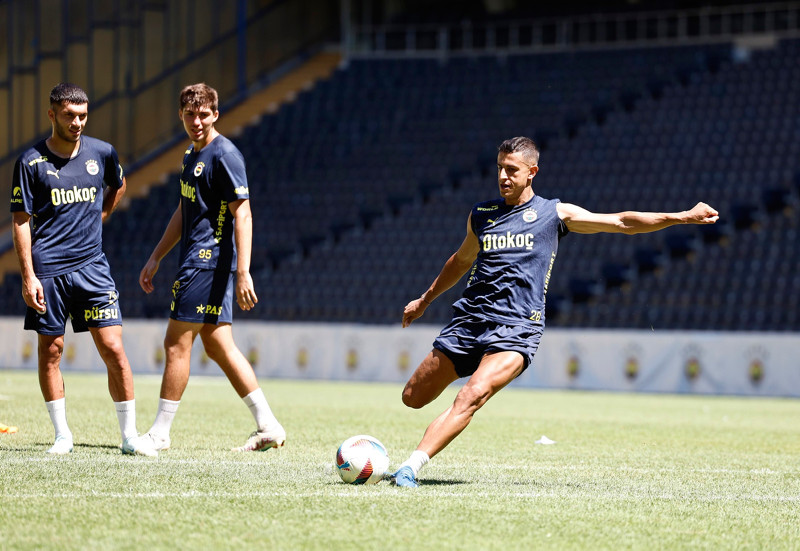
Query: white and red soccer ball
[[335, 435, 390, 485]]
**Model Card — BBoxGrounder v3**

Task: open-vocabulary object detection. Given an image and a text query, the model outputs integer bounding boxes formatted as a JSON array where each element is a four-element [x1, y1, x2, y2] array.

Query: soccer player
[[138, 83, 285, 452], [10, 83, 156, 456], [390, 136, 719, 487]]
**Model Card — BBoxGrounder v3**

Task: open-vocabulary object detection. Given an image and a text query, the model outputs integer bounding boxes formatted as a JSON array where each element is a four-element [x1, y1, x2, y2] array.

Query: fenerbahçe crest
[[523, 209, 537, 223], [194, 162, 205, 177], [85, 159, 100, 175]]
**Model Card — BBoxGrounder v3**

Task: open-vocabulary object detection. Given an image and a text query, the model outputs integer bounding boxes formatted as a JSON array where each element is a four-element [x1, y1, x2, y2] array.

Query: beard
[[54, 121, 81, 143]]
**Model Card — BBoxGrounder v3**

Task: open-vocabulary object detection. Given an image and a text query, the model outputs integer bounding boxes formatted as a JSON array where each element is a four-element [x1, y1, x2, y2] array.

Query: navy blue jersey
[[10, 137, 124, 277], [178, 135, 249, 271], [452, 194, 568, 328]]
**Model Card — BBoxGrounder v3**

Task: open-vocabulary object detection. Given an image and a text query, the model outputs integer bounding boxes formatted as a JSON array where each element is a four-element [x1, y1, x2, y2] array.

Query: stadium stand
[[2, 2, 797, 332], [90, 37, 798, 330]]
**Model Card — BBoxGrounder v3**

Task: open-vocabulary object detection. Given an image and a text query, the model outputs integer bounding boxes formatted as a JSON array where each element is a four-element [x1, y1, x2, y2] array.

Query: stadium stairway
[[123, 52, 343, 200]]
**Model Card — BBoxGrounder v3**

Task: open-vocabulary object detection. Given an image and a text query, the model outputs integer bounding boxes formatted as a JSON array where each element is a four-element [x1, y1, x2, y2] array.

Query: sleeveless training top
[[11, 136, 124, 277], [452, 194, 568, 328], [178, 135, 250, 271]]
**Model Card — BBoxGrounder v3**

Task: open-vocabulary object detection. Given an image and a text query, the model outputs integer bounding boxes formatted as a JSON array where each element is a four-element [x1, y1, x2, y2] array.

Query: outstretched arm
[[139, 203, 182, 293], [402, 214, 480, 327], [557, 202, 719, 235]]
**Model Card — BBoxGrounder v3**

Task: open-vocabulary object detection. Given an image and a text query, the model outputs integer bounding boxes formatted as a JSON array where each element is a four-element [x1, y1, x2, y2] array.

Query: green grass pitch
[[1, 369, 799, 550]]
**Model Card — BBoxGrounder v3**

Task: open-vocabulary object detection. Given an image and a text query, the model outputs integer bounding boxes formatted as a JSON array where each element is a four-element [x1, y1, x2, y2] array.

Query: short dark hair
[[49, 83, 89, 107], [179, 83, 218, 112], [498, 136, 539, 166]]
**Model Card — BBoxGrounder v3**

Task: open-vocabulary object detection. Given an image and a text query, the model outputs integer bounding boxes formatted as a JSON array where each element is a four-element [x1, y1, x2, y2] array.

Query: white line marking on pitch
[[4, 491, 799, 502], [5, 458, 795, 477], [480, 464, 792, 476]]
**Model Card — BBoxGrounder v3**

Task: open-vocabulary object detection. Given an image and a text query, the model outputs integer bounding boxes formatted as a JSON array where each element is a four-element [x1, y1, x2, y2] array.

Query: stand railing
[[344, 2, 800, 57]]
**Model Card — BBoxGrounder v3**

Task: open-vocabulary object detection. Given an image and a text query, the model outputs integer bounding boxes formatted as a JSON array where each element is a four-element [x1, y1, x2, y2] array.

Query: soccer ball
[[335, 435, 390, 485]]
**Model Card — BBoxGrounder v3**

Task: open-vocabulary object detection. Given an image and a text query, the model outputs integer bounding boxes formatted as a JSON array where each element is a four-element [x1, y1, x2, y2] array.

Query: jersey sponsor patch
[[482, 231, 535, 251], [180, 179, 196, 201], [84, 306, 119, 321], [195, 303, 223, 316], [50, 186, 98, 206], [28, 156, 48, 166], [214, 200, 228, 243], [11, 186, 22, 204]]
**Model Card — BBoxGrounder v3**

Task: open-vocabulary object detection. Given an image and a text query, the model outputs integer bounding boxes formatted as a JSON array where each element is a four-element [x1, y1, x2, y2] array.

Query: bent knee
[[401, 386, 428, 409], [203, 346, 227, 365], [455, 383, 492, 411]]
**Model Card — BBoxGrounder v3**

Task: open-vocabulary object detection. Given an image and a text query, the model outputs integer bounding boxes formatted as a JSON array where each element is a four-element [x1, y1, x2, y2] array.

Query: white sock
[[399, 450, 430, 476], [114, 400, 138, 441], [242, 388, 279, 432], [149, 398, 180, 438], [45, 398, 72, 440]]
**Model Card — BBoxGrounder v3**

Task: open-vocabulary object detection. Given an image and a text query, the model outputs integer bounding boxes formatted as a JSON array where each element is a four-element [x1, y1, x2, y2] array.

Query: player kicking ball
[[390, 136, 718, 487], [138, 83, 285, 452], [11, 83, 156, 456]]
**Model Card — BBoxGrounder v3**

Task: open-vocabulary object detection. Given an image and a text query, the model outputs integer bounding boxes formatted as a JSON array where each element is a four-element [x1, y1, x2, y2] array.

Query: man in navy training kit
[[139, 83, 285, 452], [391, 136, 719, 487], [11, 82, 157, 456]]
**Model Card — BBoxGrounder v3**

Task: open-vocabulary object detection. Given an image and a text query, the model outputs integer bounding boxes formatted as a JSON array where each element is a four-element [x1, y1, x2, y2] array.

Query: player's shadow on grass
[[419, 478, 466, 486], [325, 478, 466, 488], [75, 442, 120, 451], [18, 441, 120, 452]]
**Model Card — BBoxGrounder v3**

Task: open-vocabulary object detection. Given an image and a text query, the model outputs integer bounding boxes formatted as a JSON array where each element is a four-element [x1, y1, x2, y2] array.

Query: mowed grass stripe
[[1, 370, 799, 550]]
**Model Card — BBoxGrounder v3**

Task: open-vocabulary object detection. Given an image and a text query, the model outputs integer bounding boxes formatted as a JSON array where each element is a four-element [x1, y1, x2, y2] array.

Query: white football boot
[[121, 435, 159, 457], [46, 434, 74, 455], [139, 432, 171, 452], [232, 425, 286, 452]]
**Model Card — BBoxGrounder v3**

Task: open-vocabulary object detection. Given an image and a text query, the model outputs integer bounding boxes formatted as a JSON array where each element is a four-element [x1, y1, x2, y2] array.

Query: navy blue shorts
[[25, 254, 122, 335], [432, 317, 543, 378], [169, 266, 233, 325]]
